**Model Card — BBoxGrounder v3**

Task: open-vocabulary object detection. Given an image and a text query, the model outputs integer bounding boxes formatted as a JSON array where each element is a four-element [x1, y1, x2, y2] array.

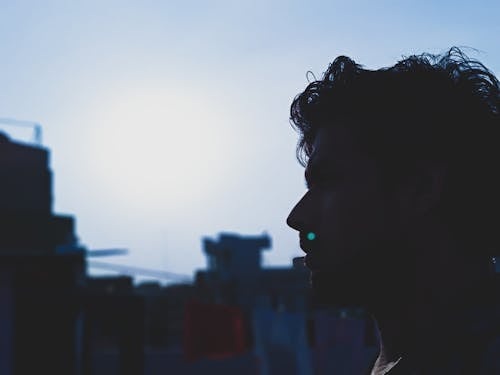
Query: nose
[[286, 194, 308, 232], [286, 209, 300, 232]]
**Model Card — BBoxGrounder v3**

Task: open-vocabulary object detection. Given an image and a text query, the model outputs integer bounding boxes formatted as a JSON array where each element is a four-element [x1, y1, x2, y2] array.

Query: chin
[[310, 270, 367, 309]]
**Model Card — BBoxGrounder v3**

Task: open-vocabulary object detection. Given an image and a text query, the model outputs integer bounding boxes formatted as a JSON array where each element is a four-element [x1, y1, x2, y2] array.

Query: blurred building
[[0, 132, 85, 374], [0, 132, 78, 255]]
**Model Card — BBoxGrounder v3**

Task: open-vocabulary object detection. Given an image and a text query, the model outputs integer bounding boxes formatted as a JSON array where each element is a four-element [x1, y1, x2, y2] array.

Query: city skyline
[[1, 0, 499, 281]]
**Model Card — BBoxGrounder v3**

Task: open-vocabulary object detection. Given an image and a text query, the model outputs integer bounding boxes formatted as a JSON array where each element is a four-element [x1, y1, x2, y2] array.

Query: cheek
[[317, 185, 388, 255]]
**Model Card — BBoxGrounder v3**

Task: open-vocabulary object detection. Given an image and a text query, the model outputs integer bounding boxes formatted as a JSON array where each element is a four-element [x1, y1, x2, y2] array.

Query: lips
[[299, 232, 322, 271], [300, 240, 309, 253]]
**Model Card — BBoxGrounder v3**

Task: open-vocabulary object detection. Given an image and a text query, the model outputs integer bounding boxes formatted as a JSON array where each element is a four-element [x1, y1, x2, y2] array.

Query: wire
[[87, 260, 193, 282]]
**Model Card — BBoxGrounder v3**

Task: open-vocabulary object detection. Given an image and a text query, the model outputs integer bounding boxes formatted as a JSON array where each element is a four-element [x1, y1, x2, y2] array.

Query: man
[[286, 47, 500, 374]]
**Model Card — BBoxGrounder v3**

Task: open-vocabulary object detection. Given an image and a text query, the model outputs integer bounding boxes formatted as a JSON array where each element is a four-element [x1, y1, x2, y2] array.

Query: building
[[0, 132, 85, 374]]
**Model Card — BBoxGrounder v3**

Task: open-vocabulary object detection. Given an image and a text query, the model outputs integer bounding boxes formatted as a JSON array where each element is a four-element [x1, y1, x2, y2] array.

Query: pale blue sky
[[1, 0, 499, 282]]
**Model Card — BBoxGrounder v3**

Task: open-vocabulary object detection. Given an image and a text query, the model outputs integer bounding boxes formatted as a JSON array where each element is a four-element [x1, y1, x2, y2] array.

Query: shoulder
[[368, 355, 402, 375]]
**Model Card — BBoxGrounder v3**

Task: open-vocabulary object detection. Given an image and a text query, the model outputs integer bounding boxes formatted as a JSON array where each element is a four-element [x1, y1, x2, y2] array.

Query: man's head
[[286, 47, 500, 308]]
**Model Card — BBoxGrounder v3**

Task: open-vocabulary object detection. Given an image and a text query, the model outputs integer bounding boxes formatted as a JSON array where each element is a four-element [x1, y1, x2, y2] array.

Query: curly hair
[[290, 47, 500, 257]]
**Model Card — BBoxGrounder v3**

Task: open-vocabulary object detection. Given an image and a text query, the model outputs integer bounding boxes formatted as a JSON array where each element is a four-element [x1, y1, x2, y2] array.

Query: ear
[[398, 161, 448, 217]]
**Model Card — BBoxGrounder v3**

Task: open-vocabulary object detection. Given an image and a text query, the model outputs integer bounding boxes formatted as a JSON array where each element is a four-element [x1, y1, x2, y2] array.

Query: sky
[[1, 0, 499, 284]]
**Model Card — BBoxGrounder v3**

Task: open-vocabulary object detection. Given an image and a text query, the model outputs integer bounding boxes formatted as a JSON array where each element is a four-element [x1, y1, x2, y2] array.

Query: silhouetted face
[[287, 119, 403, 307]]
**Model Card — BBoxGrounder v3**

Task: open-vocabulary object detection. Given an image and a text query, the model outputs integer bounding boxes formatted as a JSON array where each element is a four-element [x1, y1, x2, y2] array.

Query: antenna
[[0, 117, 43, 145]]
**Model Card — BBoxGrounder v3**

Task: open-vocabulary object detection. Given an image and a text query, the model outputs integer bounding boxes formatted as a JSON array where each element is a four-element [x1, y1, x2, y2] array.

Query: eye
[[305, 168, 344, 190]]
